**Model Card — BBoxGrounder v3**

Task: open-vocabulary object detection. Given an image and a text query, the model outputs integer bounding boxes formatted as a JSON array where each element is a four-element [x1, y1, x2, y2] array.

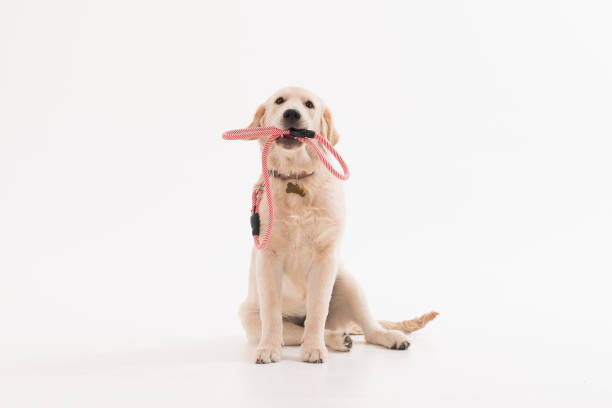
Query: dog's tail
[[347, 311, 439, 335]]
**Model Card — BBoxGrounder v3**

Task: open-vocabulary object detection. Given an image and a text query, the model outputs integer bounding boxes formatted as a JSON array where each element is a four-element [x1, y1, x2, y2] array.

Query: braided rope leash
[[222, 126, 350, 249]]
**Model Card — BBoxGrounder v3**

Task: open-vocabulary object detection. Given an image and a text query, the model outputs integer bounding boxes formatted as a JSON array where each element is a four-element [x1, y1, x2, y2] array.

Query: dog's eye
[[275, 97, 285, 105], [305, 100, 314, 109]]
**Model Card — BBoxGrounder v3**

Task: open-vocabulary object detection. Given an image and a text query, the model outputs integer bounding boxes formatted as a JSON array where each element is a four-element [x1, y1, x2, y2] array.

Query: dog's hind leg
[[325, 270, 412, 350]]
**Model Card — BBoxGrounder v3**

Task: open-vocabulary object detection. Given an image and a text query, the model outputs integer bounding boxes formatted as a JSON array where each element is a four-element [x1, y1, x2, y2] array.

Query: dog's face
[[248, 87, 339, 172]]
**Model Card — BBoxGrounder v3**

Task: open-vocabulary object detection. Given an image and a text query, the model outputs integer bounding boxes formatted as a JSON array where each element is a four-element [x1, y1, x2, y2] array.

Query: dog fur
[[238, 86, 437, 364]]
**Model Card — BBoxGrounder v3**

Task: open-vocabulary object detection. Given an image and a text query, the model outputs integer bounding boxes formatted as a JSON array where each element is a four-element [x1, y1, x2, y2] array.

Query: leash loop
[[222, 126, 350, 249]]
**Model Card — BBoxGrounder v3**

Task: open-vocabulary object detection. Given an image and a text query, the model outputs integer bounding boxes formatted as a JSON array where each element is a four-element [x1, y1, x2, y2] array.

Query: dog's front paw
[[300, 342, 328, 363], [254, 344, 281, 364]]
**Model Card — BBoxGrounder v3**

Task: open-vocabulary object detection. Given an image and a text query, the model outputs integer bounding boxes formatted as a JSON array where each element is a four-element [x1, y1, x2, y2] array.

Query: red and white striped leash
[[222, 126, 350, 249]]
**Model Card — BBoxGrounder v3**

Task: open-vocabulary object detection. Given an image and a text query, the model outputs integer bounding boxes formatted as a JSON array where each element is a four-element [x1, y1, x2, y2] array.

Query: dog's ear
[[321, 107, 340, 146], [248, 104, 266, 129]]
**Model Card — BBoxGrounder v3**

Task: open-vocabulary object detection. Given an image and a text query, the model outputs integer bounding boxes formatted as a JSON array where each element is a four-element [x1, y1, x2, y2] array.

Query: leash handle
[[222, 126, 350, 249]]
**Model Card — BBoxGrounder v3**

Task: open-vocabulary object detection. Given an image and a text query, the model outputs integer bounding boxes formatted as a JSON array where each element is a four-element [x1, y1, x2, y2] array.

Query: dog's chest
[[274, 189, 340, 246]]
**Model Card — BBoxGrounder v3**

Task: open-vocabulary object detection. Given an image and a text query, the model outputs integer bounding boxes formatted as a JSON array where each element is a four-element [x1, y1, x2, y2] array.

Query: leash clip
[[289, 128, 315, 138]]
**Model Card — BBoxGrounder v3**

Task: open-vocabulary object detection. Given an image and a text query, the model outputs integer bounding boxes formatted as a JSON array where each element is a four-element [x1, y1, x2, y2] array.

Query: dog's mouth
[[275, 135, 303, 149]]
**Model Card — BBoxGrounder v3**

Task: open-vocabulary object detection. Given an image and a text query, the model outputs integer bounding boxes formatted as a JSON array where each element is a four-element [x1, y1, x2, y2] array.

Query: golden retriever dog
[[238, 87, 437, 364]]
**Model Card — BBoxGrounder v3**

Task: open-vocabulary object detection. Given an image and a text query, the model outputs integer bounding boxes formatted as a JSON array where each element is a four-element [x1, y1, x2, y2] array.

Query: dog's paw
[[325, 330, 353, 352], [366, 329, 410, 350], [300, 342, 328, 363], [254, 344, 281, 364]]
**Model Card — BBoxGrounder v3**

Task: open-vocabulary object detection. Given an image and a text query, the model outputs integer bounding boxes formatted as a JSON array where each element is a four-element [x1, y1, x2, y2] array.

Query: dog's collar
[[267, 169, 315, 181]]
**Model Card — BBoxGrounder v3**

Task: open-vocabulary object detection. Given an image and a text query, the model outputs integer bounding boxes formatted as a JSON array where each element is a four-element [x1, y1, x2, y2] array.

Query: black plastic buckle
[[289, 128, 315, 138], [250, 213, 260, 236]]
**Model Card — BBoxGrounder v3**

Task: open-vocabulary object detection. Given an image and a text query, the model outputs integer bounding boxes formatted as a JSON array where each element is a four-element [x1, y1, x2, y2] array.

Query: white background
[[1, 0, 611, 407]]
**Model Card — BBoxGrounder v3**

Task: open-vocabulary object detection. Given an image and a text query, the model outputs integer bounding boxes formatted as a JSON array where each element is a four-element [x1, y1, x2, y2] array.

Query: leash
[[222, 126, 350, 249]]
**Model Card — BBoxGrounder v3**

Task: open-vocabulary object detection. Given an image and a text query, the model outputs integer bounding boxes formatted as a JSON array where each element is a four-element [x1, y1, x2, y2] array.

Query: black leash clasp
[[289, 128, 315, 138]]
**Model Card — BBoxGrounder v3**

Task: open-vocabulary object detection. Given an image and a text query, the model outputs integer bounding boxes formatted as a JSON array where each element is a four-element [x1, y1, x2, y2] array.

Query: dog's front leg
[[254, 249, 283, 364], [301, 249, 338, 363]]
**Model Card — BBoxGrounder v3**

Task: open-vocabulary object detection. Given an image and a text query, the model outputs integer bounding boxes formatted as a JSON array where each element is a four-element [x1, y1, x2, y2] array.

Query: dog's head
[[247, 87, 339, 173]]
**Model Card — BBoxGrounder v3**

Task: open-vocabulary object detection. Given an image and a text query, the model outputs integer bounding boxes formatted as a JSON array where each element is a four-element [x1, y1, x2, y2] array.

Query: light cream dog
[[238, 87, 437, 364]]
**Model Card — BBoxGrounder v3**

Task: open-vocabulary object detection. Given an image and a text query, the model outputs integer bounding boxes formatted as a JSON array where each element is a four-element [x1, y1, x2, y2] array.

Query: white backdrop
[[1, 1, 611, 407]]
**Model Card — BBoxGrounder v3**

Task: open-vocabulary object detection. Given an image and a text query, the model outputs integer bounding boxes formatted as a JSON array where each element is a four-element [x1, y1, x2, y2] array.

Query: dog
[[238, 86, 437, 363]]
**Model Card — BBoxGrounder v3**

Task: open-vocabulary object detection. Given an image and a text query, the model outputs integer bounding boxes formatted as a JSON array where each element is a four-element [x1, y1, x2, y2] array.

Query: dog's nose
[[283, 109, 301, 122]]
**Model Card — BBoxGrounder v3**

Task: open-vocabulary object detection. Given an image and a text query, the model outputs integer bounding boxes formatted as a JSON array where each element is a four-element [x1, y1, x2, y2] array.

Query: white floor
[[2, 323, 610, 408]]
